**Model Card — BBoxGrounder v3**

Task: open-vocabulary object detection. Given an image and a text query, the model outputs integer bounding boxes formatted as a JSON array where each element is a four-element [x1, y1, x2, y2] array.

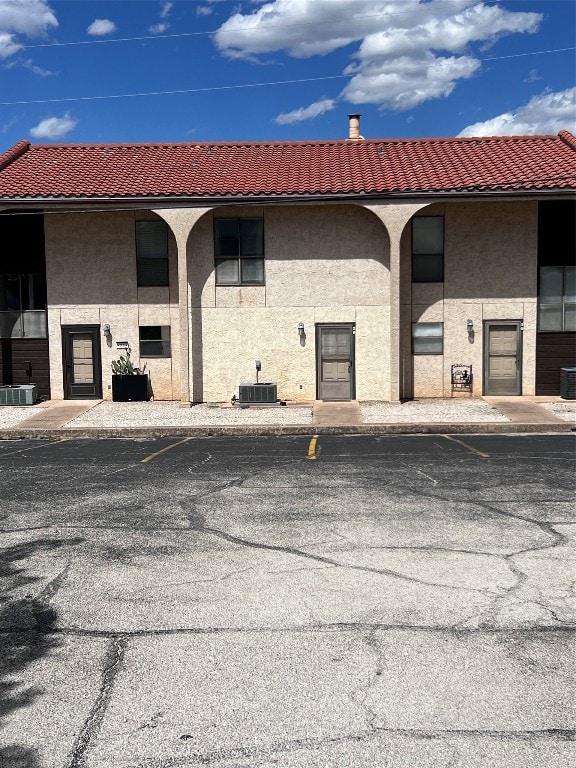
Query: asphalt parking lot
[[1, 434, 575, 767]]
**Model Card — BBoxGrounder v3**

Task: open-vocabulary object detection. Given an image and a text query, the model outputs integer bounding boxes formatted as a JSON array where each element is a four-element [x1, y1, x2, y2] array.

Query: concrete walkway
[[312, 400, 364, 427], [483, 396, 567, 424], [0, 397, 574, 438], [13, 400, 100, 429]]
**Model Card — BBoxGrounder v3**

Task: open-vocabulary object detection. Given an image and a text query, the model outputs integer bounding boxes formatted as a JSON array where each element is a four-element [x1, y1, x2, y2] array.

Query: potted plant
[[111, 348, 150, 402]]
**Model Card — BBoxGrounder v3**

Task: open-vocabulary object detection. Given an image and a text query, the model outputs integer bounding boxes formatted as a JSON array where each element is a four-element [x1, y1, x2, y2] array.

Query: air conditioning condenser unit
[[237, 383, 278, 404], [0, 384, 38, 405]]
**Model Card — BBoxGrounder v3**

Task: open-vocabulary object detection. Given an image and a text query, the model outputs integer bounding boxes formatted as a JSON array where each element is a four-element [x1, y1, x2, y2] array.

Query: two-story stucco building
[[0, 117, 575, 405]]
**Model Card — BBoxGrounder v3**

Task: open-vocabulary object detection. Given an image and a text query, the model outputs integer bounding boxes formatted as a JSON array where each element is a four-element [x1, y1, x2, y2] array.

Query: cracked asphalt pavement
[[0, 433, 575, 767]]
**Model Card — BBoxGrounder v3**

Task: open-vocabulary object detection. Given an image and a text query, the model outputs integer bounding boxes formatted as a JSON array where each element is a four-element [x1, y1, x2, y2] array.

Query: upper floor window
[[539, 266, 576, 332], [214, 218, 264, 285], [0, 273, 47, 338], [136, 221, 169, 286], [412, 216, 444, 282]]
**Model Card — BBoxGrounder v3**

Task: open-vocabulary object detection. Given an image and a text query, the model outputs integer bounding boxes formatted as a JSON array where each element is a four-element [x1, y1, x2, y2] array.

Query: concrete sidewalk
[[0, 396, 574, 439]]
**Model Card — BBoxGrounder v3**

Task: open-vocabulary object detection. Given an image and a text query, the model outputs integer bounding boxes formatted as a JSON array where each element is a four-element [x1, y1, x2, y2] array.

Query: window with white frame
[[538, 266, 576, 332], [136, 221, 169, 286], [214, 218, 264, 285], [412, 216, 444, 282], [139, 326, 171, 357], [412, 322, 444, 354]]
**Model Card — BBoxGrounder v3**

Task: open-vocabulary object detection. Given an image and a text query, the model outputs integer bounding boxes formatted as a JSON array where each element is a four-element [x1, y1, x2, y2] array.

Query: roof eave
[[0, 187, 574, 209]]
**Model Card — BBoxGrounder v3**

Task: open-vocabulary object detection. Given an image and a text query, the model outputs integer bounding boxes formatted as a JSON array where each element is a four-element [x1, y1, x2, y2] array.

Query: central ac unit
[[0, 384, 38, 405], [238, 383, 278, 404]]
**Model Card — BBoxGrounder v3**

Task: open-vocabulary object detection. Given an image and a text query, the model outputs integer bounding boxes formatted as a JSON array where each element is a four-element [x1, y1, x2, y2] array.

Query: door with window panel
[[316, 324, 355, 400], [62, 325, 102, 399], [483, 322, 522, 395]]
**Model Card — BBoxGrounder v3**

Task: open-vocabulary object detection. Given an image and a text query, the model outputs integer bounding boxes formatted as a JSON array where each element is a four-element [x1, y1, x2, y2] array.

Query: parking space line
[[0, 437, 69, 459], [442, 434, 490, 458], [141, 437, 192, 463], [307, 435, 318, 460]]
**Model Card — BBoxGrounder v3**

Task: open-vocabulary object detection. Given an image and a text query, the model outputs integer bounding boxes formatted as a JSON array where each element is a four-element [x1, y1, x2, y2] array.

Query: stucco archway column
[[363, 203, 428, 402], [154, 207, 212, 404]]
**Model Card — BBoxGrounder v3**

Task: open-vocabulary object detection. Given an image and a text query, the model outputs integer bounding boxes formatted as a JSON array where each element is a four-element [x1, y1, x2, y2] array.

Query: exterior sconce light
[[297, 322, 306, 347], [103, 323, 111, 337], [467, 319, 474, 332]]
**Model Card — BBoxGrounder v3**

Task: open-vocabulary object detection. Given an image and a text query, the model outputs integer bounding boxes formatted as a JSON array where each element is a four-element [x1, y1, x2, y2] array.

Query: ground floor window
[[412, 322, 443, 354], [139, 326, 171, 357]]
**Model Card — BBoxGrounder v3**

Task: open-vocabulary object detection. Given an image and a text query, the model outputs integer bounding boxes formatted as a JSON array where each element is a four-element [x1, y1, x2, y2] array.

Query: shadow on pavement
[[0, 538, 83, 767]]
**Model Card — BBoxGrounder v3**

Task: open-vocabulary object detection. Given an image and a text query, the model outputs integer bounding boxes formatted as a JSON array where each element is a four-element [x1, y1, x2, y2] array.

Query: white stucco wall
[[187, 204, 390, 402], [44, 210, 180, 400], [42, 197, 540, 404], [403, 201, 538, 398]]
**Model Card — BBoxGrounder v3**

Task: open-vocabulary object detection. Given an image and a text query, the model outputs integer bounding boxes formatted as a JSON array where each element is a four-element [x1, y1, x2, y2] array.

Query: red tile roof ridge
[[0, 139, 30, 171], [558, 130, 576, 150], [22, 132, 572, 152]]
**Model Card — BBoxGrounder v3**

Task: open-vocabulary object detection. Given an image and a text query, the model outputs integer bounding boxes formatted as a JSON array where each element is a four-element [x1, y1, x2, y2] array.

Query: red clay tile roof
[[0, 131, 575, 201]]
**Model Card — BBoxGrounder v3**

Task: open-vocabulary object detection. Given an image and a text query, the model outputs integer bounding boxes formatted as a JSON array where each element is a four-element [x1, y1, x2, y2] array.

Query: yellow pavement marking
[[308, 435, 318, 460], [442, 434, 490, 458], [141, 437, 192, 463], [0, 438, 69, 459]]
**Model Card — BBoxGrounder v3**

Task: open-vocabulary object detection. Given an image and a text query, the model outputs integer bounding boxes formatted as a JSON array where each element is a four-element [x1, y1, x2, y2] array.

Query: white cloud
[[457, 88, 576, 136], [30, 113, 77, 140], [275, 98, 336, 125], [197, 6, 212, 16], [160, 2, 173, 19], [149, 23, 169, 35], [2, 113, 21, 133], [87, 19, 117, 36], [5, 53, 55, 77], [524, 68, 542, 84], [0, 0, 58, 59], [214, 1, 542, 111], [22, 56, 53, 76]]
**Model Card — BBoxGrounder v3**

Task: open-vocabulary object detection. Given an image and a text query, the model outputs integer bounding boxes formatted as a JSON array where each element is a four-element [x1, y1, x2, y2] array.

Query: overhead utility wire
[[0, 74, 349, 106], [0, 48, 572, 108]]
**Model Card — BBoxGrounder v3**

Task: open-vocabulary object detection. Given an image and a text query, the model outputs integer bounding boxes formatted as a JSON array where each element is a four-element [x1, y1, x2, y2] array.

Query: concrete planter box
[[111, 374, 150, 402]]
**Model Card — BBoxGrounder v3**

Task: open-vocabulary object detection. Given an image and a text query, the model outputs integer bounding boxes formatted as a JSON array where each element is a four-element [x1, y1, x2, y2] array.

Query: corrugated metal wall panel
[[535, 332, 576, 395], [0, 338, 51, 399]]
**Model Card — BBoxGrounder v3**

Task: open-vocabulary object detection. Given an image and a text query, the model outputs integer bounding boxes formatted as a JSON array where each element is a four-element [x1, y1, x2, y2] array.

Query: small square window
[[139, 326, 171, 357], [412, 322, 443, 354]]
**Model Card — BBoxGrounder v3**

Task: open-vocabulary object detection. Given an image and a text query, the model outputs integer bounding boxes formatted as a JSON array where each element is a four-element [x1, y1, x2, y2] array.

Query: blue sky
[[0, 0, 574, 153]]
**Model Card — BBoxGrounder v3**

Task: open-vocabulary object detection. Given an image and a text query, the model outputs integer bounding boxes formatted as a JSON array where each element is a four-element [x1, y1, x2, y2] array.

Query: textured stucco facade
[[41, 197, 542, 403], [44, 210, 181, 401], [401, 201, 538, 398]]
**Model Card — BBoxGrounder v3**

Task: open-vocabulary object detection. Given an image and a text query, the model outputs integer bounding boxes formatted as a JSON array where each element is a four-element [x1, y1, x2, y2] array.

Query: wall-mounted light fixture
[[103, 323, 111, 337], [467, 319, 474, 332], [297, 322, 306, 347]]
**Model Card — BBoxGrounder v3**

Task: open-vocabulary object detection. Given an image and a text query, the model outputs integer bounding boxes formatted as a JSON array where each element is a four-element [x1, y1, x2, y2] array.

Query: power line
[[0, 48, 572, 108], [0, 75, 349, 106]]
